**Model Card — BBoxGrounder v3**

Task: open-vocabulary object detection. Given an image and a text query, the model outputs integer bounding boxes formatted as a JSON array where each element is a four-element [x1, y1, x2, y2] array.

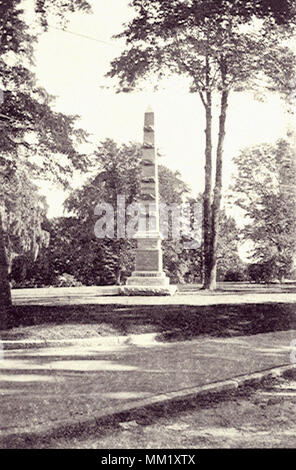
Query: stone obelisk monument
[[123, 107, 176, 295]]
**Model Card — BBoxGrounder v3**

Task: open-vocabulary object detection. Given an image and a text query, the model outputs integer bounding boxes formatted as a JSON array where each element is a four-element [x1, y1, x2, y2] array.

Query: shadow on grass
[[178, 282, 296, 295], [2, 372, 293, 449], [3, 301, 296, 341], [0, 388, 250, 449]]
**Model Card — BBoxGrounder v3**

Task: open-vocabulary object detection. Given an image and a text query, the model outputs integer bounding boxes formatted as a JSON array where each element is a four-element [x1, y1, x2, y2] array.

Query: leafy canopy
[[0, 0, 91, 184], [230, 139, 296, 279], [14, 139, 243, 287], [107, 0, 296, 103], [0, 0, 92, 271]]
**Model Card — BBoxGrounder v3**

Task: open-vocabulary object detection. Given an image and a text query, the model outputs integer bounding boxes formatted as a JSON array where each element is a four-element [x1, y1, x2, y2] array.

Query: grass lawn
[[21, 369, 296, 449], [1, 284, 295, 449], [1, 297, 295, 341]]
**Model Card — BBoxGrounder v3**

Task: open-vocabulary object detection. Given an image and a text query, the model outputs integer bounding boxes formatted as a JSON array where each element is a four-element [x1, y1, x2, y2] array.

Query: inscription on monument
[[136, 250, 161, 271]]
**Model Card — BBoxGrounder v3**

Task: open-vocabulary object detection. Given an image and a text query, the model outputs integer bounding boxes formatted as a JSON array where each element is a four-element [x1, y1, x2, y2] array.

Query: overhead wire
[[46, 24, 120, 47]]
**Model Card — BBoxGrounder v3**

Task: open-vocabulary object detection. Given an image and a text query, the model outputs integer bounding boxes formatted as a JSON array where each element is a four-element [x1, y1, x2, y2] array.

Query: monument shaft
[[125, 108, 173, 292]]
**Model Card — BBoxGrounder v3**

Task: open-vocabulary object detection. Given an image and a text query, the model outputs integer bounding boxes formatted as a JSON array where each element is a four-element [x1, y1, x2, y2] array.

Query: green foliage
[[247, 259, 281, 284], [159, 168, 193, 283], [0, 0, 92, 186], [230, 139, 296, 281], [66, 140, 193, 285], [0, 67, 90, 186], [126, 1, 296, 31], [0, 0, 91, 49], [11, 140, 194, 286], [0, 0, 92, 307], [53, 273, 83, 288], [2, 166, 49, 269], [108, 0, 296, 97], [0, 0, 90, 178], [14, 140, 141, 287], [217, 210, 246, 281], [13, 139, 244, 287], [159, 165, 189, 204], [64, 139, 142, 285], [107, 0, 296, 291]]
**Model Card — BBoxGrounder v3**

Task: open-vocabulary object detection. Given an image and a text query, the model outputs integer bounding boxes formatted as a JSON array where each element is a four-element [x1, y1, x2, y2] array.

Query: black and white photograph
[[0, 0, 296, 458]]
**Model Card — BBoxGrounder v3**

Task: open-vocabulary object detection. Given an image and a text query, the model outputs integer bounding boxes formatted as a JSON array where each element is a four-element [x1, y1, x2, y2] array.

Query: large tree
[[216, 209, 245, 281], [64, 139, 191, 285], [107, 0, 296, 290], [17, 139, 244, 288], [64, 139, 142, 285], [15, 140, 197, 287], [2, 164, 50, 271], [0, 0, 91, 328], [230, 139, 296, 281]]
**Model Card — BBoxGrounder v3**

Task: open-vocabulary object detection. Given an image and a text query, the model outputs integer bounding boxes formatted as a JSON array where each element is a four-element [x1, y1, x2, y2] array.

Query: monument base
[[119, 285, 177, 296], [123, 271, 176, 296], [126, 271, 169, 286]]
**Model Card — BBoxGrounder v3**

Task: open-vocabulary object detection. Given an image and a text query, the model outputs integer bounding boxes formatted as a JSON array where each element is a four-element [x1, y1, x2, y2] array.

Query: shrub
[[53, 273, 83, 287]]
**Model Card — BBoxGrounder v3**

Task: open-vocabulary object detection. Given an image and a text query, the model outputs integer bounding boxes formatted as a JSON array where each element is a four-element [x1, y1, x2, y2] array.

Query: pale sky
[[27, 0, 291, 220]]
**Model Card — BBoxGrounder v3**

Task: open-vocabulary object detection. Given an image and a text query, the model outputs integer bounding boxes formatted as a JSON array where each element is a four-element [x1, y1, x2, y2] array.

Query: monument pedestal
[[123, 234, 176, 295]]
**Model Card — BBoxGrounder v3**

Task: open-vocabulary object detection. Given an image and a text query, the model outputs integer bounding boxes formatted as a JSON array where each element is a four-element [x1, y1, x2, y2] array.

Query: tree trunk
[[116, 268, 122, 285], [205, 88, 229, 290], [0, 211, 12, 329], [201, 55, 213, 289], [202, 99, 213, 288]]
